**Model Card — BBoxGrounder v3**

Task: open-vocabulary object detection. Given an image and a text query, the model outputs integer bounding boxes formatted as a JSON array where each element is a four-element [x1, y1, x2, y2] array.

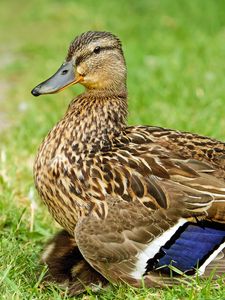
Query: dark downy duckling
[[41, 230, 108, 295]]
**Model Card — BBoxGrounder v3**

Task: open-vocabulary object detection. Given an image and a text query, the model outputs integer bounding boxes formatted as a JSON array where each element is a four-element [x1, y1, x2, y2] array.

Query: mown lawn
[[0, 0, 225, 299]]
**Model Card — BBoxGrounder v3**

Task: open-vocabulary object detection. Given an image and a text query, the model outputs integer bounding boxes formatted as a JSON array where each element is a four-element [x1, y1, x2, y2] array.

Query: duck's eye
[[93, 46, 101, 54]]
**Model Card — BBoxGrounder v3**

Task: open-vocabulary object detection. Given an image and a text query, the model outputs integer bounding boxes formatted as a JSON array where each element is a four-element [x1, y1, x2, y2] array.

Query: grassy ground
[[0, 0, 225, 299]]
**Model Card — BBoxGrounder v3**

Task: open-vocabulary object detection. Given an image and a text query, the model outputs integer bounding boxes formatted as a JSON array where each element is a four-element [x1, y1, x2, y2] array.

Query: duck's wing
[[86, 129, 225, 223], [75, 198, 225, 287], [75, 132, 225, 286], [125, 126, 225, 175]]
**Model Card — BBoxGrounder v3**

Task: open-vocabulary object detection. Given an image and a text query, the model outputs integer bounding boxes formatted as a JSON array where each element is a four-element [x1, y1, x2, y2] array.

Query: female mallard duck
[[32, 31, 225, 294]]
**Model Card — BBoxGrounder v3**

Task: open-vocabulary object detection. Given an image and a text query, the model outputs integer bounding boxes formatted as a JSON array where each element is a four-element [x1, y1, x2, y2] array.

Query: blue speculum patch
[[146, 221, 225, 275]]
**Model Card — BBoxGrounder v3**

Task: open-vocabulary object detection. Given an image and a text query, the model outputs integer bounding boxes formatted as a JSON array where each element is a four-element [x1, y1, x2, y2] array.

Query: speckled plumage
[[33, 31, 225, 295]]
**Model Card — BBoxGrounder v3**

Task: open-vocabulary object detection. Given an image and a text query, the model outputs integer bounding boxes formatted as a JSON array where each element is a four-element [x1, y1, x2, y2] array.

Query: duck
[[31, 31, 225, 295]]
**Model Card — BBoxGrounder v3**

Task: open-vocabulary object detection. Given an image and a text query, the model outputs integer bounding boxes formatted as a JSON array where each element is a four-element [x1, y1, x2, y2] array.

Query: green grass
[[0, 0, 225, 299]]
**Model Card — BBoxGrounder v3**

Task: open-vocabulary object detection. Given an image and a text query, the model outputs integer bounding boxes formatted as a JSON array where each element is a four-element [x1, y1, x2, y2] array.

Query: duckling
[[41, 230, 108, 295], [32, 31, 225, 293]]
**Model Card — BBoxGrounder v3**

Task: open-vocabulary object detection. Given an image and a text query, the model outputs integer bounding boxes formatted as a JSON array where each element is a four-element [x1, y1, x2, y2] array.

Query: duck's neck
[[64, 89, 128, 146]]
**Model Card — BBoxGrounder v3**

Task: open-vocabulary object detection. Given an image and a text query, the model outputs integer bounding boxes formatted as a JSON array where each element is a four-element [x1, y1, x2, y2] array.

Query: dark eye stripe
[[76, 53, 90, 66], [76, 45, 117, 66]]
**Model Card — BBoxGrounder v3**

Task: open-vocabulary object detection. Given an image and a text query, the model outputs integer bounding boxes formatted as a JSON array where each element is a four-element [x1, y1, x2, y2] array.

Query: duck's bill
[[31, 61, 83, 97]]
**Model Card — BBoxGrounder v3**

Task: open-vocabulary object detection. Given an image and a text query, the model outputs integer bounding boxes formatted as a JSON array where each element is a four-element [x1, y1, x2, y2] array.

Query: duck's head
[[31, 31, 126, 96]]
